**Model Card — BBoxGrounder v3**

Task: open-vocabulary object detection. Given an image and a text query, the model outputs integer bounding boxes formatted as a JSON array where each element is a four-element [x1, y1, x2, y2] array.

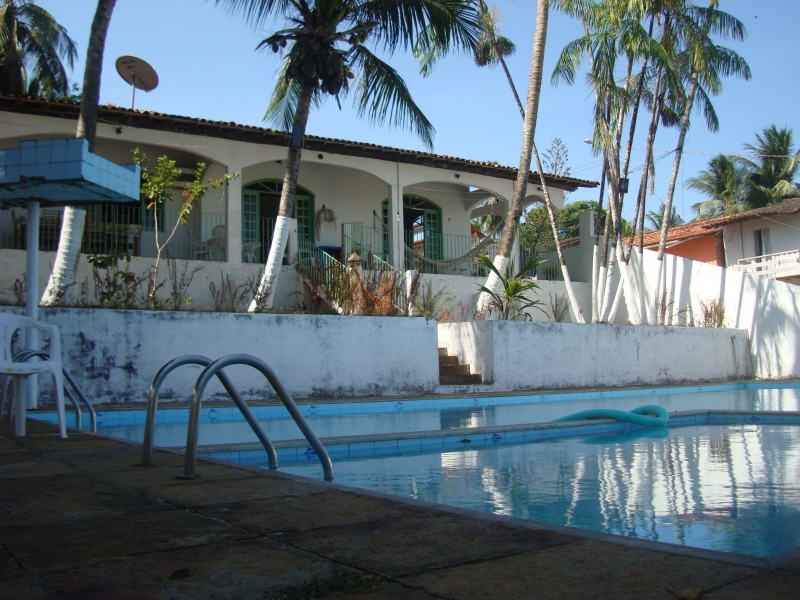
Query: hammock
[[372, 210, 505, 269]]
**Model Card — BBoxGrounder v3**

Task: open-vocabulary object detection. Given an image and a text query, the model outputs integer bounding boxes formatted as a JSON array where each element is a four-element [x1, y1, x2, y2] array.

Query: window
[[754, 228, 771, 257]]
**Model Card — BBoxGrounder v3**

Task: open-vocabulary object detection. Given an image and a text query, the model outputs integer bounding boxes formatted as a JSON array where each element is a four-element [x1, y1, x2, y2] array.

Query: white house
[[639, 197, 800, 285], [0, 94, 596, 309]]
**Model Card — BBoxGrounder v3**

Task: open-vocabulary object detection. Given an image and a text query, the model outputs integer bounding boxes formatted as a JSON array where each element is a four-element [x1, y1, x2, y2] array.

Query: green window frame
[[242, 180, 315, 246]]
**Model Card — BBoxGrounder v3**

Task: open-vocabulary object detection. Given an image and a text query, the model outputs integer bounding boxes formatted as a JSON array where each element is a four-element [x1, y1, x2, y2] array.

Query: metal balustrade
[[734, 249, 800, 279], [522, 244, 586, 282], [0, 206, 226, 262]]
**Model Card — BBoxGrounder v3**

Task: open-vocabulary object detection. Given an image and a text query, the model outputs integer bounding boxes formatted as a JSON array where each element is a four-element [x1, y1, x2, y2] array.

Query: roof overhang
[[0, 94, 598, 192]]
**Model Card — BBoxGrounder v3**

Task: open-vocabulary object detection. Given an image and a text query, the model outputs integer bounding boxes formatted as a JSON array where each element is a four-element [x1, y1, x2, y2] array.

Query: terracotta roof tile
[[0, 94, 598, 191], [637, 197, 800, 248]]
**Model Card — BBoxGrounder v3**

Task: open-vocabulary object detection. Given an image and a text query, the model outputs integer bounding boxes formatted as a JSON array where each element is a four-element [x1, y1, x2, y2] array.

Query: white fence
[[733, 249, 800, 279]]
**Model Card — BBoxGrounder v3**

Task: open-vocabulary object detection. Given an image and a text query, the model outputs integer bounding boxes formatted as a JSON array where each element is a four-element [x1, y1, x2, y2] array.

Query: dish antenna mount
[[115, 55, 159, 109]]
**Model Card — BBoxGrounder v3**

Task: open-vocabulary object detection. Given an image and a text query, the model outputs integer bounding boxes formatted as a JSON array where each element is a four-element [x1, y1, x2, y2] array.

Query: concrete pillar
[[226, 167, 243, 264], [389, 164, 404, 270]]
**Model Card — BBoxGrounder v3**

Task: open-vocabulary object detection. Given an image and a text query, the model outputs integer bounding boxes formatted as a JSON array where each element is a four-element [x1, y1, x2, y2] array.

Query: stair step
[[440, 364, 471, 375], [439, 356, 459, 366], [438, 348, 448, 357], [440, 373, 483, 385]]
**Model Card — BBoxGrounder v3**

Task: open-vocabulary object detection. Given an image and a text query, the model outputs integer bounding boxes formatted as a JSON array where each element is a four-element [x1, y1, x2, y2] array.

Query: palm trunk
[[620, 16, 654, 182], [650, 71, 698, 325], [627, 68, 662, 261], [248, 80, 315, 311], [478, 0, 551, 312], [590, 163, 605, 323], [41, 0, 117, 306]]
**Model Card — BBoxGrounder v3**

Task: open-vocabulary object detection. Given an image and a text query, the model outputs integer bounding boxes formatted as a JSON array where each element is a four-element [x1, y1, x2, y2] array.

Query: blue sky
[[41, 0, 799, 224]]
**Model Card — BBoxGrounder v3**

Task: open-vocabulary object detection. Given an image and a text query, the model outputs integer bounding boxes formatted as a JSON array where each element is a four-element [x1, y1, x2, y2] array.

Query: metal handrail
[[2, 349, 97, 433], [142, 355, 278, 470], [182, 354, 334, 481]]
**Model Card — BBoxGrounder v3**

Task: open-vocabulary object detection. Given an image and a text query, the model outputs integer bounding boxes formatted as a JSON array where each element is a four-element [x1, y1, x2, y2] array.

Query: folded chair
[[0, 314, 67, 438]]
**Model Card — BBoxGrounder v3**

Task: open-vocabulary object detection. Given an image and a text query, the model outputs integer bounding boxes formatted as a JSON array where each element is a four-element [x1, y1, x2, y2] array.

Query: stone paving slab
[[34, 538, 349, 600], [280, 511, 577, 578], [3, 507, 250, 571], [1, 421, 797, 599], [194, 489, 424, 534], [400, 538, 756, 599], [0, 473, 170, 526]]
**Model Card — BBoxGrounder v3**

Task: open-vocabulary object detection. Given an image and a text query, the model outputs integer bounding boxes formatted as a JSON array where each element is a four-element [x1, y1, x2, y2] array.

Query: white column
[[226, 167, 243, 264], [389, 163, 404, 270]]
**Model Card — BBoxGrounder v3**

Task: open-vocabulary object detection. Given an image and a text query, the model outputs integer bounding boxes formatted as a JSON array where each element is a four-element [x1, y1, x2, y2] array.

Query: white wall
[[616, 248, 800, 379], [439, 321, 750, 390], [6, 309, 439, 404], [418, 273, 591, 323], [0, 249, 302, 310]]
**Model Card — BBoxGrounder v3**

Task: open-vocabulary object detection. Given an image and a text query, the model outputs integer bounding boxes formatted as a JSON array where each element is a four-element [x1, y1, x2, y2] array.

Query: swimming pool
[[273, 419, 800, 558], [29, 381, 800, 448], [27, 382, 800, 557]]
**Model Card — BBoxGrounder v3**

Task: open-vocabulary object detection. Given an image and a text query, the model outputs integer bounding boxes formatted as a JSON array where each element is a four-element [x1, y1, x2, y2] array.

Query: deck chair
[[0, 314, 67, 438]]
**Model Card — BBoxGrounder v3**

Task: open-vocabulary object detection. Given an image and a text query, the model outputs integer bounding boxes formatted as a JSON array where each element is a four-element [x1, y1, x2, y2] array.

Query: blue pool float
[[553, 405, 669, 427]]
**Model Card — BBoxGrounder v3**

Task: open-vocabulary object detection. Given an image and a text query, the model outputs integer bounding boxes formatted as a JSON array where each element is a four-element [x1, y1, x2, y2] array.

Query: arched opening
[[381, 194, 443, 262], [242, 180, 314, 263]]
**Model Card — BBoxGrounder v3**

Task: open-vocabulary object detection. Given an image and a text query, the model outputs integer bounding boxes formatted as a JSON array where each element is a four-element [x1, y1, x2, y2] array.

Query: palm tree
[[0, 0, 77, 98], [739, 125, 799, 209], [650, 0, 750, 325], [646, 201, 683, 230], [687, 154, 746, 219], [552, 0, 669, 324], [215, 0, 481, 311], [41, 0, 117, 306], [414, 1, 523, 117]]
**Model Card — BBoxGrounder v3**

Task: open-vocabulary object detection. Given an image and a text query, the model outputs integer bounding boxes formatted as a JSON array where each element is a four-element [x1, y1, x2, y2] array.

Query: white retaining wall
[[438, 321, 750, 390], [6, 308, 439, 403], [616, 249, 800, 379], [0, 250, 303, 310]]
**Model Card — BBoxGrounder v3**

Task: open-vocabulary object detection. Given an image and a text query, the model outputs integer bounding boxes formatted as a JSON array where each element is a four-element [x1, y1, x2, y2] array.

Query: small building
[[638, 198, 800, 284]]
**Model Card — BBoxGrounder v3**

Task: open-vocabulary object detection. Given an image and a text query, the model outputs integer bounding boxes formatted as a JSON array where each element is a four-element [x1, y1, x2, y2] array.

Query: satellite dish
[[115, 55, 159, 109]]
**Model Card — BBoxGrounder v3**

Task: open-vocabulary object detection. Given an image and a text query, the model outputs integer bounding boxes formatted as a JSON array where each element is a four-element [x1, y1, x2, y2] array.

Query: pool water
[[28, 383, 800, 557], [50, 383, 800, 447], [278, 423, 800, 557]]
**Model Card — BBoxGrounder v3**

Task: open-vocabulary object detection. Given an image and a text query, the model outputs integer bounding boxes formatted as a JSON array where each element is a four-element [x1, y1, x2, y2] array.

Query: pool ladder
[[1, 349, 97, 433], [142, 354, 333, 481]]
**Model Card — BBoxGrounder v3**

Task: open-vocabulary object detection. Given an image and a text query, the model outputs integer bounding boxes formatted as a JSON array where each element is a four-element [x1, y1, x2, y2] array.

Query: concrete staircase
[[439, 348, 482, 385]]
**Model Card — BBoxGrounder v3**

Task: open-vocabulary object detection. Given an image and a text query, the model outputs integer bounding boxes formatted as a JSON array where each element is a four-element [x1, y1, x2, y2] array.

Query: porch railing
[[403, 231, 500, 277], [734, 249, 800, 279], [0, 205, 227, 262], [297, 234, 350, 311], [341, 222, 387, 270], [522, 243, 585, 282]]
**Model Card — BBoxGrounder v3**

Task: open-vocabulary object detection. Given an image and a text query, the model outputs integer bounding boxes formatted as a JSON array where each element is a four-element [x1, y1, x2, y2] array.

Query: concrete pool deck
[[3, 419, 800, 599]]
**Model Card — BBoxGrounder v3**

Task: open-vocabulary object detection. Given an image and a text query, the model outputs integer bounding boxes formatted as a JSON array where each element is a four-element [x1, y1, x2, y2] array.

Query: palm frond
[[213, 0, 293, 27], [353, 0, 481, 54], [351, 44, 435, 150]]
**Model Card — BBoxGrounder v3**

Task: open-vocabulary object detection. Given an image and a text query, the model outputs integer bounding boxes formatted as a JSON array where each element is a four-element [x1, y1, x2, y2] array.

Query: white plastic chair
[[1, 314, 67, 438], [242, 241, 261, 264]]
